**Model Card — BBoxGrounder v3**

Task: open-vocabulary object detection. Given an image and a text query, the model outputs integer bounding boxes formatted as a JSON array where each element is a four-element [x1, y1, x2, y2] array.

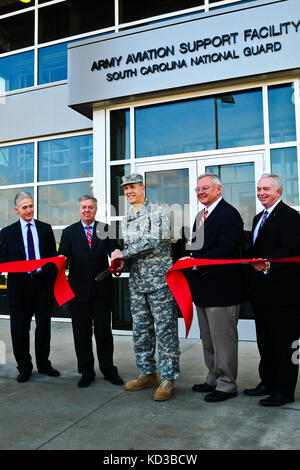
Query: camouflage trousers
[[130, 285, 180, 380]]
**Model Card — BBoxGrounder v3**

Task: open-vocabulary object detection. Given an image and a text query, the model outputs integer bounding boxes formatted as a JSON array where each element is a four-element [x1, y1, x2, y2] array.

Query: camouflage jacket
[[121, 199, 173, 293]]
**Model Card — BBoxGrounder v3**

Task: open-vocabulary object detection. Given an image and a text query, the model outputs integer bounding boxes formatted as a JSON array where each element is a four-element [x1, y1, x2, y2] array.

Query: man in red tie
[[0, 192, 59, 383], [185, 174, 244, 402], [59, 195, 123, 388]]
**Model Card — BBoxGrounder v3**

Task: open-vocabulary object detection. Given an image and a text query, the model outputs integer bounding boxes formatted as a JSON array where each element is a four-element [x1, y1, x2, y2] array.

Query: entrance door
[[137, 152, 265, 340]]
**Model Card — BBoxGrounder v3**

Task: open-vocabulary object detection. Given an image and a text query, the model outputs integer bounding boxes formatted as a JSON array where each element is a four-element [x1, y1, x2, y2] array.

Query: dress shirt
[[253, 199, 282, 244], [20, 218, 41, 273], [203, 196, 223, 217], [81, 220, 95, 239]]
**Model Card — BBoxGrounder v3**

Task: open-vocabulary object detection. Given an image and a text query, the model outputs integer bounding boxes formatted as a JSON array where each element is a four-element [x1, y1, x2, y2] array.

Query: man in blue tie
[[245, 174, 300, 406], [0, 192, 60, 382]]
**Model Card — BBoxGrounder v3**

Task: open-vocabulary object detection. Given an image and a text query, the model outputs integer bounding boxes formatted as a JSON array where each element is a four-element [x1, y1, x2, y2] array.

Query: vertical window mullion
[[263, 84, 270, 172]]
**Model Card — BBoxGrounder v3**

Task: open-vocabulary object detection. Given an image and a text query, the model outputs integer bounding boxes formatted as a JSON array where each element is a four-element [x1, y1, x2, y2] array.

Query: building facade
[[0, 0, 299, 340]]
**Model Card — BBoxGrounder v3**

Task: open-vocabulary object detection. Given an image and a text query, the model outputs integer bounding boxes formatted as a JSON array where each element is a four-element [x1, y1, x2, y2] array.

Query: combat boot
[[125, 373, 158, 391], [153, 380, 174, 401]]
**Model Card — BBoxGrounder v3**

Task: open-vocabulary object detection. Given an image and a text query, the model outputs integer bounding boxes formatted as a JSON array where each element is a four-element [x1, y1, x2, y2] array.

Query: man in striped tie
[[59, 195, 123, 388]]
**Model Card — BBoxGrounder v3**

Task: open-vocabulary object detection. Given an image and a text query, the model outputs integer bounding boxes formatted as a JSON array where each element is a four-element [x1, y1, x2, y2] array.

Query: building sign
[[68, 0, 300, 113]]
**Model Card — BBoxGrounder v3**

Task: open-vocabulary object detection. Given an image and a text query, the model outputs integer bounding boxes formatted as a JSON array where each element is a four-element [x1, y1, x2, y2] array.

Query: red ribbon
[[166, 256, 300, 338], [0, 256, 75, 306]]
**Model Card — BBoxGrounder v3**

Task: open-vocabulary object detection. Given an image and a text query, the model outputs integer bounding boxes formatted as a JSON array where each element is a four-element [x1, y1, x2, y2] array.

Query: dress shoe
[[38, 366, 60, 377], [204, 390, 238, 402], [77, 374, 96, 388], [192, 382, 216, 393], [259, 393, 294, 407], [105, 374, 124, 385], [17, 372, 31, 383], [244, 382, 271, 396]]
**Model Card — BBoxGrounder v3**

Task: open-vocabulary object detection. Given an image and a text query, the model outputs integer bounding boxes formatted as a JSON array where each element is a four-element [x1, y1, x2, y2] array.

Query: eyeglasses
[[195, 185, 216, 193]]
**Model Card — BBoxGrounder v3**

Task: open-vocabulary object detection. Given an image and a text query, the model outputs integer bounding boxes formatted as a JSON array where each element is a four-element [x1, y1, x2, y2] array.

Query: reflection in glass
[[38, 0, 114, 43], [38, 135, 93, 182], [0, 186, 34, 228], [268, 84, 296, 144], [145, 169, 190, 241], [135, 98, 215, 158], [119, 0, 204, 23], [271, 147, 299, 206], [216, 90, 264, 148], [0, 12, 34, 53], [38, 42, 68, 85], [206, 162, 255, 231], [38, 181, 93, 226], [0, 51, 34, 92], [0, 0, 32, 15], [110, 109, 130, 161], [110, 165, 130, 216], [0, 143, 34, 185]]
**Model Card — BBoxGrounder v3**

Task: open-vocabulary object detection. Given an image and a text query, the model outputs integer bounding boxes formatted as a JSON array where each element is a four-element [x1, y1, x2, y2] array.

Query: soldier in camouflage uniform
[[111, 173, 180, 401]]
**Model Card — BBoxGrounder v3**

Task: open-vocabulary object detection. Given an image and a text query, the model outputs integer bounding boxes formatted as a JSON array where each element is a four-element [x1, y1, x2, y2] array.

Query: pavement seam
[[35, 389, 126, 450]]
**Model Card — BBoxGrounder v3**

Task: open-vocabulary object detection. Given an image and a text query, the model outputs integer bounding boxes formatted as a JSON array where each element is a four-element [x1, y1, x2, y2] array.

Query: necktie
[[258, 210, 269, 232], [198, 209, 208, 229], [27, 223, 36, 260], [86, 225, 93, 247]]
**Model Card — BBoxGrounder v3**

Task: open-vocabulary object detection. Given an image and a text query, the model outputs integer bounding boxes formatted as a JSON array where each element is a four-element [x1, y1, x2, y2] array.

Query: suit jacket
[[247, 200, 300, 306], [185, 198, 244, 307], [58, 220, 119, 303], [0, 219, 57, 305]]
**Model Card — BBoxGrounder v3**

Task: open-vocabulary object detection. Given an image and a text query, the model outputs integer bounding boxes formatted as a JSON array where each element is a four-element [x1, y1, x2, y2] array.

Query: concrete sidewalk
[[0, 318, 299, 451]]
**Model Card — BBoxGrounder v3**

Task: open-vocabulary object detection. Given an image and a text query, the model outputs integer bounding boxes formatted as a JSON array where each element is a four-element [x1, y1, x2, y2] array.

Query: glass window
[[110, 109, 130, 161], [38, 135, 93, 182], [38, 42, 68, 85], [135, 98, 215, 158], [271, 147, 299, 206], [0, 11, 34, 53], [268, 84, 296, 144], [38, 181, 93, 226], [0, 186, 34, 228], [119, 0, 204, 23], [216, 90, 264, 149], [0, 143, 34, 185], [0, 51, 34, 92], [38, 0, 114, 43], [112, 277, 132, 330], [110, 164, 130, 216], [0, 0, 33, 16]]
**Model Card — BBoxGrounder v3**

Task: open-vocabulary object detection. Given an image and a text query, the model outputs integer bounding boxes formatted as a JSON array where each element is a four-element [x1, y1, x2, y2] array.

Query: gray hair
[[78, 195, 97, 207], [259, 173, 282, 191], [198, 173, 222, 186], [14, 191, 33, 208]]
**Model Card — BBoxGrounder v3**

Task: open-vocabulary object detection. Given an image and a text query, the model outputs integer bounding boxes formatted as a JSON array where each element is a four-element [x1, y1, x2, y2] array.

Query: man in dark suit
[[58, 195, 123, 388], [185, 173, 243, 402], [0, 192, 60, 383], [244, 173, 300, 406]]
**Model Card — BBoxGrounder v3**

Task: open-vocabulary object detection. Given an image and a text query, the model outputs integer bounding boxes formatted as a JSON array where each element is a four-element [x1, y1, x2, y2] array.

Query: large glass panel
[[0, 185, 34, 228], [205, 162, 256, 231], [38, 42, 68, 85], [271, 147, 299, 206], [110, 109, 130, 161], [38, 181, 93, 226], [38, 0, 114, 43], [268, 84, 296, 144], [0, 143, 34, 185], [216, 90, 264, 149], [110, 164, 130, 216], [135, 98, 215, 158], [119, 0, 204, 23], [112, 277, 132, 330], [0, 50, 34, 92], [0, 11, 34, 53], [0, 0, 33, 16], [145, 169, 190, 244], [38, 135, 93, 182]]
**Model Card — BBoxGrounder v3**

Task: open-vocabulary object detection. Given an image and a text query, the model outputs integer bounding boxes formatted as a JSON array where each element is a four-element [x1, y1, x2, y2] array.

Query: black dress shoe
[[78, 374, 96, 388], [204, 390, 238, 402], [105, 374, 124, 385], [244, 382, 271, 396], [17, 372, 31, 383], [192, 383, 216, 393], [259, 393, 294, 407], [38, 366, 60, 377]]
